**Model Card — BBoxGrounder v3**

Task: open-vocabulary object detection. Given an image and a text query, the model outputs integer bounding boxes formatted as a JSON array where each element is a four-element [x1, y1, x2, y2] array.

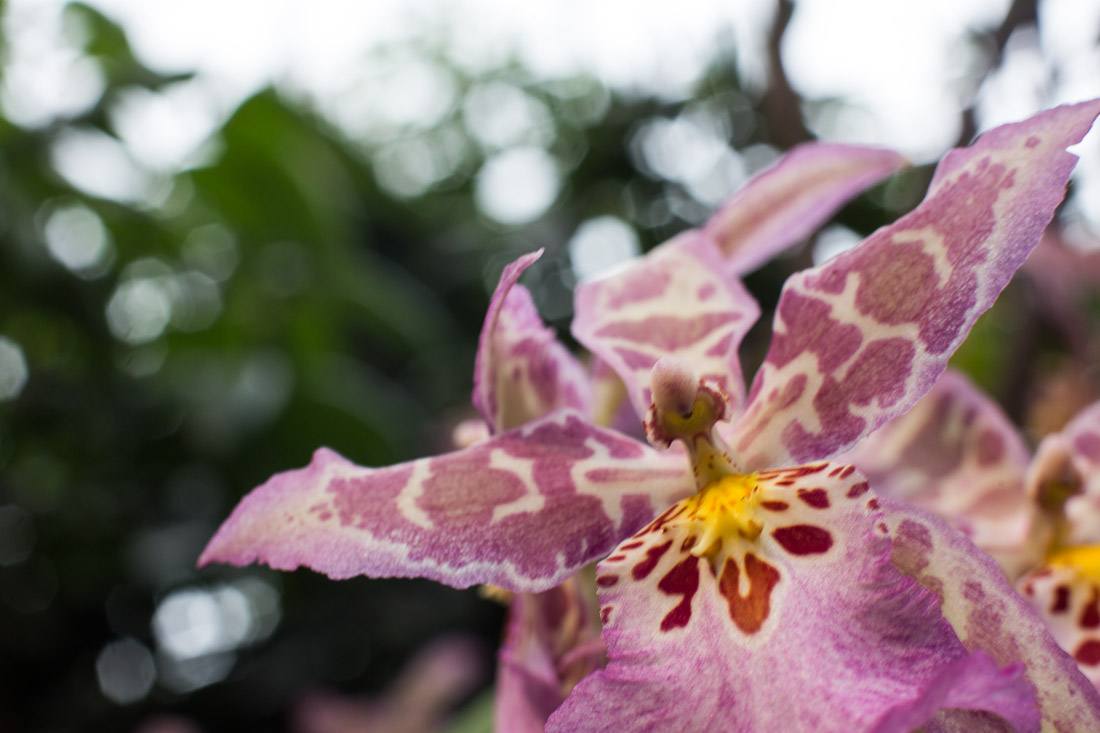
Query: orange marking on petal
[[718, 553, 781, 634]]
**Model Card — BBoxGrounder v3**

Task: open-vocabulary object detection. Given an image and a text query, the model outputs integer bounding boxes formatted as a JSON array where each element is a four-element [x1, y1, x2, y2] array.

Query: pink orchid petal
[[572, 234, 760, 422], [704, 142, 908, 275], [1027, 402, 1100, 544], [848, 370, 1043, 577], [548, 464, 1033, 732], [886, 500, 1100, 730], [496, 578, 602, 733], [733, 99, 1100, 470], [869, 652, 1037, 733], [472, 250, 591, 433], [1019, 564, 1100, 691], [200, 411, 693, 591]]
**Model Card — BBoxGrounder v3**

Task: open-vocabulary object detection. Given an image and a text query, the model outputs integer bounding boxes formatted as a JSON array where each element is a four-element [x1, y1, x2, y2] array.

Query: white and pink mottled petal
[[472, 250, 591, 433], [548, 465, 1034, 732], [200, 411, 694, 592], [885, 501, 1100, 730], [572, 234, 759, 422], [1019, 565, 1100, 690], [704, 142, 908, 276], [847, 370, 1042, 577], [733, 100, 1100, 470]]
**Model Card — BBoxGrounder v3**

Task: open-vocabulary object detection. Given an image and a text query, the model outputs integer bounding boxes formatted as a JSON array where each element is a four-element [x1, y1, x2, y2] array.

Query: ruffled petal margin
[[200, 411, 693, 591]]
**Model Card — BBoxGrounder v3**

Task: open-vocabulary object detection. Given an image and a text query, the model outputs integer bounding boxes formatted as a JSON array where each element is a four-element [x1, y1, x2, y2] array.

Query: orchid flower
[[473, 141, 912, 731], [851, 368, 1100, 690], [201, 100, 1100, 731]]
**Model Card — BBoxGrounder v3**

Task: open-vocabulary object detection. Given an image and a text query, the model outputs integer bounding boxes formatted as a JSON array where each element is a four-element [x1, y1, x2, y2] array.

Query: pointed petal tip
[[473, 248, 591, 433], [705, 140, 909, 275], [735, 100, 1100, 469]]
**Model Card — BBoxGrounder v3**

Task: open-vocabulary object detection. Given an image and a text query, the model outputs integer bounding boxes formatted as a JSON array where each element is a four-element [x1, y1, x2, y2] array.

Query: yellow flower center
[[1047, 545, 1100, 585], [680, 473, 762, 557]]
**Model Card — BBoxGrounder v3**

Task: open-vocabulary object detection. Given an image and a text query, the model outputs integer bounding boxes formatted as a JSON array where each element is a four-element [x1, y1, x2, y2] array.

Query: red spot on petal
[[632, 541, 672, 580], [772, 524, 834, 555], [1076, 640, 1100, 666], [1025, 135, 1041, 148], [658, 555, 700, 631], [761, 500, 789, 512], [644, 505, 685, 535], [847, 482, 870, 498], [601, 606, 611, 624], [1022, 582, 1034, 597], [797, 488, 829, 509], [776, 479, 795, 486], [867, 498, 880, 510], [596, 575, 618, 587], [786, 464, 827, 477], [718, 553, 781, 634], [1082, 589, 1100, 629], [620, 540, 644, 550], [838, 466, 855, 479], [1052, 585, 1071, 614], [681, 535, 697, 552]]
